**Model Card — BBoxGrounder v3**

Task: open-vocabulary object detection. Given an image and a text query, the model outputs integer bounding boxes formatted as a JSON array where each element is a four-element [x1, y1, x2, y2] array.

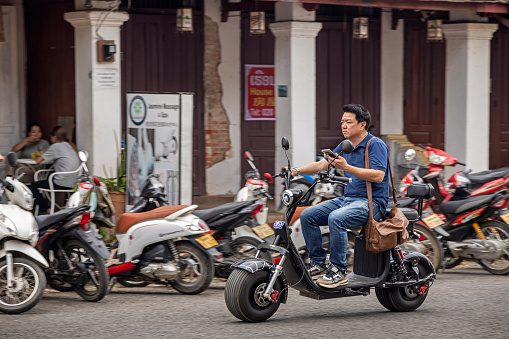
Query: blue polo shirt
[[332, 133, 389, 212]]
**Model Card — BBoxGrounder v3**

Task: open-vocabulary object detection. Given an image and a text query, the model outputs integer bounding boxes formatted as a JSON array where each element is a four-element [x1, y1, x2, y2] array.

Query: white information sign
[[94, 70, 119, 88], [126, 93, 181, 209]]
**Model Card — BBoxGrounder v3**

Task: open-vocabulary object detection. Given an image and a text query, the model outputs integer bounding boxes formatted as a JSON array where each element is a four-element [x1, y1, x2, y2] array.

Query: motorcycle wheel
[[476, 220, 509, 275], [224, 269, 282, 322], [169, 242, 213, 295], [402, 223, 444, 270], [0, 257, 47, 314], [64, 239, 109, 302], [443, 257, 463, 270], [48, 278, 73, 292], [375, 262, 429, 312]]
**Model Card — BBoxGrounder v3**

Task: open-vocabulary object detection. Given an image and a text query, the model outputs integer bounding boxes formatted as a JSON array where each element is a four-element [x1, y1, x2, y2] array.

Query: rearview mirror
[[281, 137, 289, 150], [340, 140, 354, 154], [244, 151, 254, 162], [78, 151, 88, 162], [6, 152, 17, 167], [404, 149, 416, 161]]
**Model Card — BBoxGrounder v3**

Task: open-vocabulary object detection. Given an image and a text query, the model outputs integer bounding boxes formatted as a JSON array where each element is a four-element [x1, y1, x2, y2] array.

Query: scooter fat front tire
[[169, 242, 213, 295], [0, 257, 47, 314], [224, 269, 282, 322], [375, 262, 429, 312]]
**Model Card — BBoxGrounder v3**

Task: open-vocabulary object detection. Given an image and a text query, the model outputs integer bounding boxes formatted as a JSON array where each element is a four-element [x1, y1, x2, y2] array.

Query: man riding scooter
[[289, 104, 389, 288]]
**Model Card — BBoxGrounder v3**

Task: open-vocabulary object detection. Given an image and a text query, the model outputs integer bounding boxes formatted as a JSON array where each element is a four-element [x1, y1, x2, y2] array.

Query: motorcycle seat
[[193, 200, 256, 223], [465, 167, 509, 185], [116, 205, 189, 234], [36, 205, 90, 230], [439, 193, 495, 215]]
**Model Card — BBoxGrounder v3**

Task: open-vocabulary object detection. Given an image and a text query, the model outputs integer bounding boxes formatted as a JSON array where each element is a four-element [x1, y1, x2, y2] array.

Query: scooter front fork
[[263, 254, 286, 300]]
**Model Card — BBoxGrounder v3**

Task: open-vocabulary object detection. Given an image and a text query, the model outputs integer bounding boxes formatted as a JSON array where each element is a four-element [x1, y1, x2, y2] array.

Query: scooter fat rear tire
[[375, 263, 429, 312], [224, 269, 282, 322]]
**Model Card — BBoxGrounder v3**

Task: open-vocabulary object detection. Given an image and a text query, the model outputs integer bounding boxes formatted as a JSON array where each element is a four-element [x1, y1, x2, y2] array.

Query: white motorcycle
[[0, 153, 49, 314], [107, 205, 222, 294], [235, 151, 275, 242]]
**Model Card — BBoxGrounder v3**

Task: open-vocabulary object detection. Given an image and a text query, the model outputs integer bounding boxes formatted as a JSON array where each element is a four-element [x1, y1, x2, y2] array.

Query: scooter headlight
[[281, 189, 294, 207]]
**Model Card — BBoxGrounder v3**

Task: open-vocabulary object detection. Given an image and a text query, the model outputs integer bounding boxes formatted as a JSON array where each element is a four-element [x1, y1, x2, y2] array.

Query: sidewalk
[[192, 194, 284, 225]]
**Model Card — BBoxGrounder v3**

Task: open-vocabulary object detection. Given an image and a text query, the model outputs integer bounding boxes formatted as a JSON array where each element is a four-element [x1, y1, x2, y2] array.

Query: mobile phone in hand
[[321, 149, 334, 156]]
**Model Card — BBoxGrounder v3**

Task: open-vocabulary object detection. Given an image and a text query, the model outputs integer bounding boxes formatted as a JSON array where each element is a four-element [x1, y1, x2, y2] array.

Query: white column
[[270, 18, 321, 180], [64, 11, 129, 177], [443, 23, 498, 173], [380, 10, 404, 135]]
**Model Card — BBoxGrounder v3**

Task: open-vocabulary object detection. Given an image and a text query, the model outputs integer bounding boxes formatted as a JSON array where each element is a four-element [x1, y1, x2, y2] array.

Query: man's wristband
[[294, 167, 301, 176]]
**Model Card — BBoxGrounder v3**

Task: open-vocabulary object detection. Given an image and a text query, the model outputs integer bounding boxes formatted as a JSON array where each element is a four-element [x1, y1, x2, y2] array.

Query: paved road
[[1, 264, 507, 339]]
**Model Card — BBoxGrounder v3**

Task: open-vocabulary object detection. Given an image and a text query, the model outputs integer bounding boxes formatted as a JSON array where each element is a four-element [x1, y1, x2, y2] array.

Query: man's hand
[[325, 153, 347, 170]]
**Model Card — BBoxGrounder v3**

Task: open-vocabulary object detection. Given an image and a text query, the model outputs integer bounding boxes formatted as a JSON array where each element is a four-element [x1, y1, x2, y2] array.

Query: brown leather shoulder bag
[[364, 137, 409, 253]]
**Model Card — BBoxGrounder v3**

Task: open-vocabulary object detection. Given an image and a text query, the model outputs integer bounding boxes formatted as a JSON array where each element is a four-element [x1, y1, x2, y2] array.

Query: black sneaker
[[317, 265, 348, 288], [307, 263, 328, 279]]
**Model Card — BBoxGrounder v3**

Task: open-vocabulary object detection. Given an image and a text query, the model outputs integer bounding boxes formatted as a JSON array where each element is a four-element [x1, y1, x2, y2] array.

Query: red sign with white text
[[245, 64, 275, 120]]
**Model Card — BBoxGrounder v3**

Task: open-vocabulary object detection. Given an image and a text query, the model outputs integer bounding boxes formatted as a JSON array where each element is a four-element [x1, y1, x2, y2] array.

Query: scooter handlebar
[[456, 161, 466, 166], [330, 175, 352, 183]]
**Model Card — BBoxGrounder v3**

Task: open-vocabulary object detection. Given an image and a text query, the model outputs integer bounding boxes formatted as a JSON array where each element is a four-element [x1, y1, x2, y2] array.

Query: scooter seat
[[465, 167, 509, 185], [116, 205, 189, 234], [387, 197, 416, 209], [193, 200, 255, 223], [388, 207, 418, 221], [439, 193, 495, 215]]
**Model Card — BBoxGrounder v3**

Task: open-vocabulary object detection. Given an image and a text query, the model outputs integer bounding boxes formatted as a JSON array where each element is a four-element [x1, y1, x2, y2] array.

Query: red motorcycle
[[401, 145, 509, 208]]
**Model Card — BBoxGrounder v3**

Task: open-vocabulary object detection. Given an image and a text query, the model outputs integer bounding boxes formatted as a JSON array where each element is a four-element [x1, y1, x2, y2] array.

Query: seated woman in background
[[30, 126, 80, 214], [6, 122, 50, 183]]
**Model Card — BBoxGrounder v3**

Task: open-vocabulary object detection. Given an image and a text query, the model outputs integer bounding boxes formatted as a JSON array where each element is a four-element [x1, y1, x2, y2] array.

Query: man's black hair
[[342, 104, 371, 130]]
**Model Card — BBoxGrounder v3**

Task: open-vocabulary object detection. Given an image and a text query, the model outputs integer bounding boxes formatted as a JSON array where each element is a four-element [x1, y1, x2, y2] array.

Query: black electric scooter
[[224, 137, 436, 322]]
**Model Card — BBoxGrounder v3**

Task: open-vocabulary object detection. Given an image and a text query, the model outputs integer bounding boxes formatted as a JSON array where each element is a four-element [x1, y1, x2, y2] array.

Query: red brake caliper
[[270, 290, 279, 303], [419, 284, 429, 296]]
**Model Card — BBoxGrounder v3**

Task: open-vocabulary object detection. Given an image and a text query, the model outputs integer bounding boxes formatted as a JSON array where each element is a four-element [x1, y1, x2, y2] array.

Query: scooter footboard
[[353, 236, 390, 278]]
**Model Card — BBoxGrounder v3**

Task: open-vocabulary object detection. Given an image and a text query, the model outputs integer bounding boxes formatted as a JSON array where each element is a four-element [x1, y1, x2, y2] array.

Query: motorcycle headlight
[[281, 189, 294, 206], [0, 212, 17, 235]]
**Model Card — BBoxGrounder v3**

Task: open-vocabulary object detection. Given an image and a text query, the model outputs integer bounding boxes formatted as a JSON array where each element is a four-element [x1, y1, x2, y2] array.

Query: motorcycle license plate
[[196, 234, 218, 249], [500, 213, 509, 224], [252, 223, 275, 239], [422, 213, 445, 229]]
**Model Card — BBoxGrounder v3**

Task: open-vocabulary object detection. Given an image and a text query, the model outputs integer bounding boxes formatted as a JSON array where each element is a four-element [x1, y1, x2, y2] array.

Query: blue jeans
[[300, 196, 382, 272]]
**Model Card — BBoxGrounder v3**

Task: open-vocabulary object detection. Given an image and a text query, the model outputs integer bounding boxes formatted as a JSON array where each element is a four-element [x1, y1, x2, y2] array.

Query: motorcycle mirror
[[245, 151, 254, 162], [404, 149, 416, 161], [263, 172, 274, 183], [281, 137, 289, 150], [78, 151, 88, 162], [340, 139, 354, 154], [6, 152, 17, 167]]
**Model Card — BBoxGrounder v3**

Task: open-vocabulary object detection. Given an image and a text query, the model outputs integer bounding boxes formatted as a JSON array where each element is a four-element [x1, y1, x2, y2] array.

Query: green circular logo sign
[[129, 95, 147, 126]]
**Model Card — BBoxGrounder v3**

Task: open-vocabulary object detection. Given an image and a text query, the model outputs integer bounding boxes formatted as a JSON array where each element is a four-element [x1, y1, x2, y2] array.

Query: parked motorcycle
[[127, 174, 274, 278], [107, 205, 220, 294], [424, 190, 509, 274], [224, 137, 436, 322], [0, 153, 48, 313], [35, 204, 110, 301], [235, 151, 273, 225]]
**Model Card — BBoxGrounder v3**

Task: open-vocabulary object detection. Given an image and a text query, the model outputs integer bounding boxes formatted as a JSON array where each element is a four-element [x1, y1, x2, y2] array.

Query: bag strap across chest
[[365, 137, 397, 219]]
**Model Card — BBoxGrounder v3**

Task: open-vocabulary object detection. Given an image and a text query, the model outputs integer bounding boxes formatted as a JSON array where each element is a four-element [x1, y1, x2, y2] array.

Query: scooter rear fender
[[0, 240, 49, 268], [232, 258, 288, 303], [400, 250, 436, 278]]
